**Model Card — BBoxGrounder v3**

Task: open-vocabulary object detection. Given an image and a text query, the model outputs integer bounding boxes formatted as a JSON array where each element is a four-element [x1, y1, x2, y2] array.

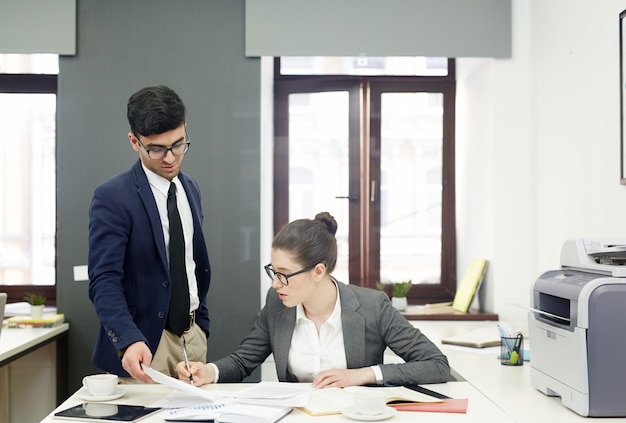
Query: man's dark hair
[[127, 85, 186, 137]]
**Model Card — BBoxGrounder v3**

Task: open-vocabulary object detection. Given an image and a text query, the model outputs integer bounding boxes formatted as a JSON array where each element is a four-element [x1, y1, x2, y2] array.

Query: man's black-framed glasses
[[135, 129, 191, 160], [264, 263, 316, 286]]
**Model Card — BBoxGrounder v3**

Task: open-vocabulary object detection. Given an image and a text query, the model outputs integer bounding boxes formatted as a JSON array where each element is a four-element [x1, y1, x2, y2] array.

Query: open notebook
[[0, 293, 7, 338], [298, 385, 443, 416]]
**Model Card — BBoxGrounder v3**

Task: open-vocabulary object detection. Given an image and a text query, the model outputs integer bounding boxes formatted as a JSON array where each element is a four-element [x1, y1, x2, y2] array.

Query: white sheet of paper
[[509, 302, 571, 322], [234, 382, 311, 407], [148, 390, 220, 409], [143, 366, 311, 407], [143, 365, 218, 401]]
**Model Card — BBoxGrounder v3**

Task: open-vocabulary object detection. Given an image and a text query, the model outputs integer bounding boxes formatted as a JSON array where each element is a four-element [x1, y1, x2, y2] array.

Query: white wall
[[457, 0, 626, 328], [260, 56, 274, 304], [259, 1, 626, 329]]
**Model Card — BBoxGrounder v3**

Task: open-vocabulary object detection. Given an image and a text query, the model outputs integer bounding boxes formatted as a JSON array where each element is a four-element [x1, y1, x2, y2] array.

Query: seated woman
[[178, 212, 451, 388]]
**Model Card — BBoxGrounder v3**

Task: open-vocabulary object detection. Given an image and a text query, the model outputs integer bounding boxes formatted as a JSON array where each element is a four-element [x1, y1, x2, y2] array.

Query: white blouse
[[287, 281, 347, 381]]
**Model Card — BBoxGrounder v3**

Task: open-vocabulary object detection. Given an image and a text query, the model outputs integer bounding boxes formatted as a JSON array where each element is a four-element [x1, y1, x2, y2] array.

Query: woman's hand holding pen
[[176, 361, 215, 386]]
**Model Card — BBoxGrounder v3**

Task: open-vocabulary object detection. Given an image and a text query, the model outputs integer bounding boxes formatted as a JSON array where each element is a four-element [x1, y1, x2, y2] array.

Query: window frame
[[0, 73, 57, 305], [273, 58, 456, 305]]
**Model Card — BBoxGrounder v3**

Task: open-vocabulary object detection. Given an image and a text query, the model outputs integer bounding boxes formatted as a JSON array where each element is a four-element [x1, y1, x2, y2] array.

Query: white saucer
[[75, 386, 126, 401], [341, 406, 397, 421]]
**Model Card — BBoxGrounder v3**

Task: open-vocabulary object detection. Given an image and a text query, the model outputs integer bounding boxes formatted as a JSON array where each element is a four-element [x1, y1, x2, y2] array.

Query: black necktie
[[167, 182, 190, 336]]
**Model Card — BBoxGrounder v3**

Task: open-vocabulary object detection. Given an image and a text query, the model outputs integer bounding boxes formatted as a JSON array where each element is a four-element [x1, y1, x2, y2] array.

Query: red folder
[[390, 398, 469, 413]]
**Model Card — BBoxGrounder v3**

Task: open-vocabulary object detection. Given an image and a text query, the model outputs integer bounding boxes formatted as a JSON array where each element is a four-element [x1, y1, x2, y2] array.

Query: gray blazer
[[214, 281, 451, 385]]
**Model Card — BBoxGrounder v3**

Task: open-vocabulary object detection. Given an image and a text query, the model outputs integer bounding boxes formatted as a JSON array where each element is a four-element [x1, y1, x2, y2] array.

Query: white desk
[[41, 381, 514, 423], [414, 321, 626, 423], [41, 320, 626, 422], [0, 323, 69, 366], [0, 323, 69, 423]]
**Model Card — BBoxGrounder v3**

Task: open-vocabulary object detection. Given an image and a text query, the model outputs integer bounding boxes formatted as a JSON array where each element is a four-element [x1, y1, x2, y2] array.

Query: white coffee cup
[[82, 374, 118, 397], [352, 391, 387, 416]]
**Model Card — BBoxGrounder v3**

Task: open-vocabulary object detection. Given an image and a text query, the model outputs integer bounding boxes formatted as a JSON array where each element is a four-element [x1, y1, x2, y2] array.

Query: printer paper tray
[[528, 315, 588, 394]]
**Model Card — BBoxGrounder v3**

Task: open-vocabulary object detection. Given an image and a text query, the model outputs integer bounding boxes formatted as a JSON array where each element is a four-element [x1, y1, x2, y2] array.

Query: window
[[273, 57, 456, 304], [0, 54, 58, 304]]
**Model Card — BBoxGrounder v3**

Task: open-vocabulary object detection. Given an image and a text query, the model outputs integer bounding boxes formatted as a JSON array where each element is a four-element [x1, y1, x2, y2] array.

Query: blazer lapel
[[131, 160, 168, 271], [338, 282, 366, 368], [273, 306, 297, 381]]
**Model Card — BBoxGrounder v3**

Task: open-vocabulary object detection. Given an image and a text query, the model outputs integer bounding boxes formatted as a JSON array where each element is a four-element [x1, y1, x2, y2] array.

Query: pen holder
[[500, 335, 523, 366]]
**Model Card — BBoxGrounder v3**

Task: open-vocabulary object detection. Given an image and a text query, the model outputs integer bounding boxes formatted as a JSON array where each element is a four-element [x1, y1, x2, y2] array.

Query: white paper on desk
[[161, 402, 293, 423], [233, 382, 311, 407], [148, 390, 221, 409], [143, 365, 218, 401], [143, 366, 311, 407], [509, 302, 571, 322]]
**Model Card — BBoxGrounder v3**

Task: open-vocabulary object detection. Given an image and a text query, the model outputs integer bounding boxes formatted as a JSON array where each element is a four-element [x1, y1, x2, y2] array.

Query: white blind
[[246, 0, 511, 58], [0, 0, 76, 55]]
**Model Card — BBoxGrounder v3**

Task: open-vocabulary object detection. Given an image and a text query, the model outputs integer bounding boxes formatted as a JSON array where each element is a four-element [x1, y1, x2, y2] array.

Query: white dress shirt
[[142, 164, 199, 313], [287, 282, 348, 381]]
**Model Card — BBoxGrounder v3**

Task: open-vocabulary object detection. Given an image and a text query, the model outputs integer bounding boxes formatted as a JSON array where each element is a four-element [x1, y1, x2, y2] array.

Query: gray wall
[[246, 0, 511, 58], [56, 0, 261, 392]]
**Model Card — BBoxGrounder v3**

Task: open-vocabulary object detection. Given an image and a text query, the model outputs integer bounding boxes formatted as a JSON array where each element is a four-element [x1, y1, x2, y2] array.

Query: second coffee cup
[[352, 391, 387, 416]]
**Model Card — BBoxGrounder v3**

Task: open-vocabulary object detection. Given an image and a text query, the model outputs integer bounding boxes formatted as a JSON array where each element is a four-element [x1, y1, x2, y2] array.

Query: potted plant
[[24, 292, 47, 319], [391, 280, 412, 311], [376, 280, 412, 311], [391, 280, 413, 298]]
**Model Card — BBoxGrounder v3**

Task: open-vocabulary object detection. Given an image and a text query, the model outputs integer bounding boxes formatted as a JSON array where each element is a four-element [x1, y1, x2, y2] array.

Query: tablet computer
[[53, 403, 161, 422]]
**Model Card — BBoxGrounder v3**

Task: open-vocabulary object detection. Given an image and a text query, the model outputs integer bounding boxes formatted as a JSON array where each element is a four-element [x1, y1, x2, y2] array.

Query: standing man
[[88, 85, 211, 382]]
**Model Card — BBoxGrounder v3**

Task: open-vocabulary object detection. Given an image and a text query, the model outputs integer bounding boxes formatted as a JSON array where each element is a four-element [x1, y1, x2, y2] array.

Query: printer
[[529, 238, 626, 417]]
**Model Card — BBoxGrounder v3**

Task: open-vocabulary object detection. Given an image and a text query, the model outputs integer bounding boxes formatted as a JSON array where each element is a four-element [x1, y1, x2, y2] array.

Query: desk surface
[[0, 323, 69, 366], [41, 320, 626, 423], [415, 321, 626, 423], [42, 381, 512, 423]]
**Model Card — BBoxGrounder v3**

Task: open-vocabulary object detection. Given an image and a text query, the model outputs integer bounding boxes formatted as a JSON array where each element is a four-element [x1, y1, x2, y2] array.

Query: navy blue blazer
[[88, 159, 211, 376]]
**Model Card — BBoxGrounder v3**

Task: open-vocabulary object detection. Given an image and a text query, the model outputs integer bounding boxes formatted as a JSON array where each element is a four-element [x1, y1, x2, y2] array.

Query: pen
[[182, 338, 194, 385]]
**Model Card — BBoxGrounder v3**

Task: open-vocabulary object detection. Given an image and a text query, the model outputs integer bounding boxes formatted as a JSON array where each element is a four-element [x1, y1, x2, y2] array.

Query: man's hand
[[176, 361, 215, 386], [121, 341, 153, 383], [312, 367, 376, 388]]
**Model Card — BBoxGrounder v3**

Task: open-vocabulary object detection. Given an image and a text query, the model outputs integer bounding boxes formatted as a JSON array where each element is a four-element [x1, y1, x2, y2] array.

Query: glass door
[[376, 91, 444, 285], [274, 69, 456, 302], [286, 90, 351, 283]]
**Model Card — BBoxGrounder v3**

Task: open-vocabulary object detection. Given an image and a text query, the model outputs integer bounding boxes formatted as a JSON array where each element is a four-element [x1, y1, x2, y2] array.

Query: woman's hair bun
[[314, 212, 338, 235]]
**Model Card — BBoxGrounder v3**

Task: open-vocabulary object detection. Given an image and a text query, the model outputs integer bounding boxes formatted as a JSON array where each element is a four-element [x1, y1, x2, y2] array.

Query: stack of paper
[[5, 313, 65, 328], [143, 366, 309, 422], [162, 403, 293, 423]]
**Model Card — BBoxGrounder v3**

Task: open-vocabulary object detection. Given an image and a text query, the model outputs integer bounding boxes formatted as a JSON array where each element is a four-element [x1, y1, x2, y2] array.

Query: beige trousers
[[119, 323, 207, 383]]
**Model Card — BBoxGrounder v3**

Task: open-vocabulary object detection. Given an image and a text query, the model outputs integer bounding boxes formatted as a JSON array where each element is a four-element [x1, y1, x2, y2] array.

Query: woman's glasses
[[264, 263, 316, 286]]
